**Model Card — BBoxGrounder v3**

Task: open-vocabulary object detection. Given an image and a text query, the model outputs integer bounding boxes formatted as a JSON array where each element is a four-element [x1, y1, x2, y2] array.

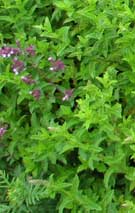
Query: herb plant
[[0, 0, 135, 212]]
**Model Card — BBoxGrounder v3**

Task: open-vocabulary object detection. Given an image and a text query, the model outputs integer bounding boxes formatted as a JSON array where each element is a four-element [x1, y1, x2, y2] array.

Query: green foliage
[[1, 0, 135, 212]]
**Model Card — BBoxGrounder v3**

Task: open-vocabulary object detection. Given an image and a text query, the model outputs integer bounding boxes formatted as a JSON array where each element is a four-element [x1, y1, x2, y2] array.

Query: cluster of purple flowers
[[0, 45, 35, 58], [0, 43, 73, 101], [48, 57, 65, 71], [12, 58, 25, 75], [0, 43, 39, 99], [48, 57, 73, 101], [25, 45, 35, 56], [0, 44, 35, 74], [0, 46, 20, 58]]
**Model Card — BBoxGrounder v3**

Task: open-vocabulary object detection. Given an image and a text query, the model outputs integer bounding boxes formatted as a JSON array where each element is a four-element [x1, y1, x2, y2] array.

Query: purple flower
[[48, 57, 65, 71], [0, 46, 12, 57], [62, 89, 73, 101], [0, 46, 20, 58], [21, 75, 36, 85], [30, 89, 41, 100], [12, 58, 24, 75], [26, 45, 35, 56], [11, 47, 21, 55], [0, 126, 7, 137]]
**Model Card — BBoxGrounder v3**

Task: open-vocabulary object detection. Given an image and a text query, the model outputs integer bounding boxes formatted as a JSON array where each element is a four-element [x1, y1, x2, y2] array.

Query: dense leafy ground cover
[[1, 0, 135, 212]]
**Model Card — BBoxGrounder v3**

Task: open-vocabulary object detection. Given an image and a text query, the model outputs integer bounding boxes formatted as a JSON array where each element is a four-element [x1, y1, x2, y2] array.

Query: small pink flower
[[26, 45, 35, 56], [0, 126, 7, 137], [12, 58, 24, 75], [30, 89, 41, 100], [48, 57, 65, 71], [62, 89, 73, 101], [21, 75, 36, 85]]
